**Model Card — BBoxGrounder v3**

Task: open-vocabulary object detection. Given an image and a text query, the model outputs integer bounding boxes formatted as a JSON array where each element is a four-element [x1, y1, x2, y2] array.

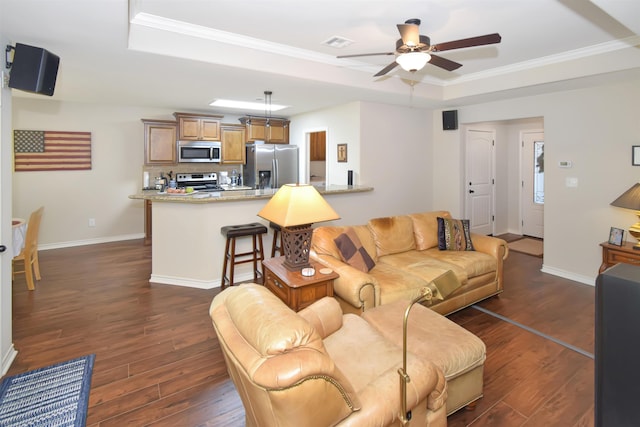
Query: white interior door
[[521, 131, 544, 238], [465, 129, 495, 235]]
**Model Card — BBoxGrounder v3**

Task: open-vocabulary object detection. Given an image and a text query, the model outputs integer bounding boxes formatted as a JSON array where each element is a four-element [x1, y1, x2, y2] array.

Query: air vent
[[322, 36, 353, 49]]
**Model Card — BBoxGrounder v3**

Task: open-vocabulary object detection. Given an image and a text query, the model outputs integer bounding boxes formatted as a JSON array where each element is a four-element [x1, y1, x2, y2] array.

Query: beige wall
[[292, 101, 433, 225], [432, 76, 640, 284], [1, 25, 17, 374], [12, 73, 640, 285], [13, 98, 434, 247], [11, 100, 173, 248]]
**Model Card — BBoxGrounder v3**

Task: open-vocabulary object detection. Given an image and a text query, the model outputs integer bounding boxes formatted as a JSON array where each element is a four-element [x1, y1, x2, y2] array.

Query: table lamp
[[258, 184, 340, 271], [610, 183, 640, 249]]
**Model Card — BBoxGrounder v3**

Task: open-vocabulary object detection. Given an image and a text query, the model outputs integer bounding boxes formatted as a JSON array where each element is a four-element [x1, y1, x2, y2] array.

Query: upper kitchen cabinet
[[310, 131, 326, 161], [174, 112, 223, 141], [239, 117, 290, 144], [142, 119, 177, 165], [220, 124, 246, 164]]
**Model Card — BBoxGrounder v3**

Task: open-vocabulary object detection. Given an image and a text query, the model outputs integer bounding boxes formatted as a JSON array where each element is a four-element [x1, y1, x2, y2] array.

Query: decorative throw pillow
[[437, 217, 475, 251], [334, 228, 376, 272]]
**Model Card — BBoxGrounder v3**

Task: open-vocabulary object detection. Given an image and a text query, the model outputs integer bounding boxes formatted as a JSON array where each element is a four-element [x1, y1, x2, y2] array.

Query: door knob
[[0, 245, 6, 253], [469, 190, 475, 194]]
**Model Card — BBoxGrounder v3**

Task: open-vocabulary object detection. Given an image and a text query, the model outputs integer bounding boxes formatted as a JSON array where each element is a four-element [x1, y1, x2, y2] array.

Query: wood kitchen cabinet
[[239, 117, 290, 144], [220, 124, 246, 164], [142, 119, 177, 165], [174, 112, 222, 141], [144, 200, 152, 245], [310, 131, 326, 161]]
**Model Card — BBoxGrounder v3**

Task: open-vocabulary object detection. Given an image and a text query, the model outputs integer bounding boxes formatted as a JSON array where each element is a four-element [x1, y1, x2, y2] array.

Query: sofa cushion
[[424, 248, 497, 279], [312, 225, 378, 263], [410, 211, 452, 250], [437, 217, 475, 251], [378, 251, 469, 286], [334, 228, 376, 272], [368, 215, 416, 257]]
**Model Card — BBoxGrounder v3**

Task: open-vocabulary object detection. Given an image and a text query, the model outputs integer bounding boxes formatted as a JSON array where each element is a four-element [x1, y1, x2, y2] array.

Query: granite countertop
[[129, 185, 373, 203]]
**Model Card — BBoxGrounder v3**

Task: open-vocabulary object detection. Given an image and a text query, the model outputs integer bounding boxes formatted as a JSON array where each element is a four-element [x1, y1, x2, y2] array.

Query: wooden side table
[[600, 241, 640, 273], [262, 256, 339, 311]]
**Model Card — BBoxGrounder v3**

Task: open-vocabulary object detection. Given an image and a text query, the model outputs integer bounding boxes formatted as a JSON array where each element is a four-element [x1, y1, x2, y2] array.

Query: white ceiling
[[2, 0, 640, 116]]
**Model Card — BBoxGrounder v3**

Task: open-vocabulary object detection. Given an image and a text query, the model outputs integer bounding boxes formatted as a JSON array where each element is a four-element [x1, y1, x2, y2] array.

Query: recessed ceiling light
[[209, 99, 288, 111], [322, 36, 354, 49]]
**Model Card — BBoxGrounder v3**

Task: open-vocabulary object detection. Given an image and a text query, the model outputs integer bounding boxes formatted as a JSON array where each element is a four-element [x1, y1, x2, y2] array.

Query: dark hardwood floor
[[7, 238, 594, 426]]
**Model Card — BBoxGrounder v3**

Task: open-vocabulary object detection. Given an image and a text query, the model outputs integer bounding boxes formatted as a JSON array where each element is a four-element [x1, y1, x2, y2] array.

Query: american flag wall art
[[13, 130, 92, 172]]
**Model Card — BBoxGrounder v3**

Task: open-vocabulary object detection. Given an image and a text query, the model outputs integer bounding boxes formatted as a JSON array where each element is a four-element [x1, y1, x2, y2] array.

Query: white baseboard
[[149, 271, 256, 289], [39, 233, 145, 251], [541, 263, 596, 287], [1, 344, 18, 376]]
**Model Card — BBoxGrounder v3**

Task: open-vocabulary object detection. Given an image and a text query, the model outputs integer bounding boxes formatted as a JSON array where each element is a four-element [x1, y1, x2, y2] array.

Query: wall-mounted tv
[[7, 43, 60, 96]]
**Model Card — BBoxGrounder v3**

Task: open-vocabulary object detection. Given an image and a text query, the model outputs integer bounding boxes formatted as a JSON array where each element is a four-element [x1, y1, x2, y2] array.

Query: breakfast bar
[[129, 185, 373, 288]]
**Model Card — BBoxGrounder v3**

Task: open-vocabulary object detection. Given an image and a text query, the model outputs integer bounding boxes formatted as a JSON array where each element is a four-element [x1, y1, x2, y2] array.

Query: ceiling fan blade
[[374, 61, 399, 77], [428, 54, 463, 71], [397, 23, 420, 47], [337, 52, 394, 59], [432, 33, 501, 52]]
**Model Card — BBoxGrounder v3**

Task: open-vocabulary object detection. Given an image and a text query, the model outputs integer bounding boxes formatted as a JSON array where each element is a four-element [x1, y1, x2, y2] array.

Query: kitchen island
[[129, 185, 373, 288]]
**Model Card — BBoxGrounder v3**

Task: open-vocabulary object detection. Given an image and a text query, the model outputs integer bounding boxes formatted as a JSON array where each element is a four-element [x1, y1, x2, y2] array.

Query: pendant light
[[264, 90, 272, 128]]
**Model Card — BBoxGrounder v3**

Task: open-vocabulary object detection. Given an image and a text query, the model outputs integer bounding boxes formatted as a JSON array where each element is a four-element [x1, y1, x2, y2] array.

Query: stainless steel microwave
[[178, 141, 221, 163]]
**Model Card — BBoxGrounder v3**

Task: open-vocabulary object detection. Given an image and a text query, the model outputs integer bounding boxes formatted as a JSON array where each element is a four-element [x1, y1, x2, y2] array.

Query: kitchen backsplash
[[142, 164, 244, 188]]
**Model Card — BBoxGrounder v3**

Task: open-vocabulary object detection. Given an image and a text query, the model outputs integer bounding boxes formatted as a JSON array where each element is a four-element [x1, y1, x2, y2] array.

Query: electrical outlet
[[88, 218, 96, 227]]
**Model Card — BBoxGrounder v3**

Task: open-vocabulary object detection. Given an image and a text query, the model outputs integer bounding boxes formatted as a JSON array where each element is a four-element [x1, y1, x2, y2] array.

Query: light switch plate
[[558, 160, 572, 168], [566, 177, 578, 187]]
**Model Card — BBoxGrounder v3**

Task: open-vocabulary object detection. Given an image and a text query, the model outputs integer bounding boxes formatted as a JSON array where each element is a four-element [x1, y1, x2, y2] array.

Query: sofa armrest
[[311, 252, 380, 312], [470, 233, 509, 260], [298, 297, 344, 339]]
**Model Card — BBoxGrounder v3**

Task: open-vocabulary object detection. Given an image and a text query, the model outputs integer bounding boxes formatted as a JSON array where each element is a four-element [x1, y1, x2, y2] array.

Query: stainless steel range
[[176, 172, 224, 192]]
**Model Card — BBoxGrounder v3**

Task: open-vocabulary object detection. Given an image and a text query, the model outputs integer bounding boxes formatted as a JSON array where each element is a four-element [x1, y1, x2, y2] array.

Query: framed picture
[[608, 227, 625, 246], [337, 144, 347, 162], [633, 146, 640, 166]]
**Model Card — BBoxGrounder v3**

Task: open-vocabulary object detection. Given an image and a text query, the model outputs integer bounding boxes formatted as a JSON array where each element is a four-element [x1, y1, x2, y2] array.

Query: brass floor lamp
[[398, 270, 460, 425]]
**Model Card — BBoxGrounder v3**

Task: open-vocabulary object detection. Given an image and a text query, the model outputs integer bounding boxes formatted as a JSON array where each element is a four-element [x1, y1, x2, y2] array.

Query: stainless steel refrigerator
[[244, 143, 299, 189]]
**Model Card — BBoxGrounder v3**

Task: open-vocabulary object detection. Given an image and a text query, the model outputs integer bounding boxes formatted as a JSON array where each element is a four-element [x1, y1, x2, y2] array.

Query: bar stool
[[270, 222, 283, 258], [221, 222, 268, 289]]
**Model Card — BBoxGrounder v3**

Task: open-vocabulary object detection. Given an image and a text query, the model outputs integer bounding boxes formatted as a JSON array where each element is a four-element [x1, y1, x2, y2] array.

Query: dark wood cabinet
[[239, 117, 290, 144], [262, 257, 338, 311], [600, 241, 640, 273], [310, 131, 326, 161], [144, 200, 152, 245]]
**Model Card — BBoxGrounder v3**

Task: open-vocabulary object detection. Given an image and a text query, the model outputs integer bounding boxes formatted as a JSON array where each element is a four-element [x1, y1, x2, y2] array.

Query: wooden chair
[[13, 206, 44, 290]]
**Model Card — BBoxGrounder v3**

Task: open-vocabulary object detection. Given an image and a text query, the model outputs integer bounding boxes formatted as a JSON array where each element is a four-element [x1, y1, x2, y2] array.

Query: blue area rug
[[0, 354, 95, 427]]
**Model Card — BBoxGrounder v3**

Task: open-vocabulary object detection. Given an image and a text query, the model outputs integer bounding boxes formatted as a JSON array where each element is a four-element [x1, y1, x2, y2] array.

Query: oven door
[[178, 142, 221, 163]]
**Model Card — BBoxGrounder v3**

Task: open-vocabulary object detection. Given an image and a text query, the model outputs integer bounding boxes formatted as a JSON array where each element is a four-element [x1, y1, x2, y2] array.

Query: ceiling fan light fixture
[[396, 52, 431, 72]]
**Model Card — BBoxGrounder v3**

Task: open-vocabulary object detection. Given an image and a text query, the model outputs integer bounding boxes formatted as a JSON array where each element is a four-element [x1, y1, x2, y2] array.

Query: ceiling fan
[[337, 19, 501, 77]]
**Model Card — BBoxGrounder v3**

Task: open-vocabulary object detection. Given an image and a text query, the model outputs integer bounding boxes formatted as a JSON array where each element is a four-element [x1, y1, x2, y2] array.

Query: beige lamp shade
[[611, 183, 640, 210], [257, 184, 340, 226], [611, 183, 640, 249]]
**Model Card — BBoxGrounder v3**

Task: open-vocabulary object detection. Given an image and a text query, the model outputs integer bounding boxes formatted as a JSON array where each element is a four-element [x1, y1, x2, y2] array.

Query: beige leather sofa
[[210, 284, 448, 427], [310, 211, 508, 315]]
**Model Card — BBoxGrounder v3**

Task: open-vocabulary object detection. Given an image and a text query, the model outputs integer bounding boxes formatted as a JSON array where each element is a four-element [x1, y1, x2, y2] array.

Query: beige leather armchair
[[209, 284, 448, 426]]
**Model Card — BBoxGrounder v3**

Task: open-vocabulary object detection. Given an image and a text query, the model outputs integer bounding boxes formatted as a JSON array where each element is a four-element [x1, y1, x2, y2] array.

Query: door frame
[[519, 129, 545, 237], [464, 128, 496, 236]]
